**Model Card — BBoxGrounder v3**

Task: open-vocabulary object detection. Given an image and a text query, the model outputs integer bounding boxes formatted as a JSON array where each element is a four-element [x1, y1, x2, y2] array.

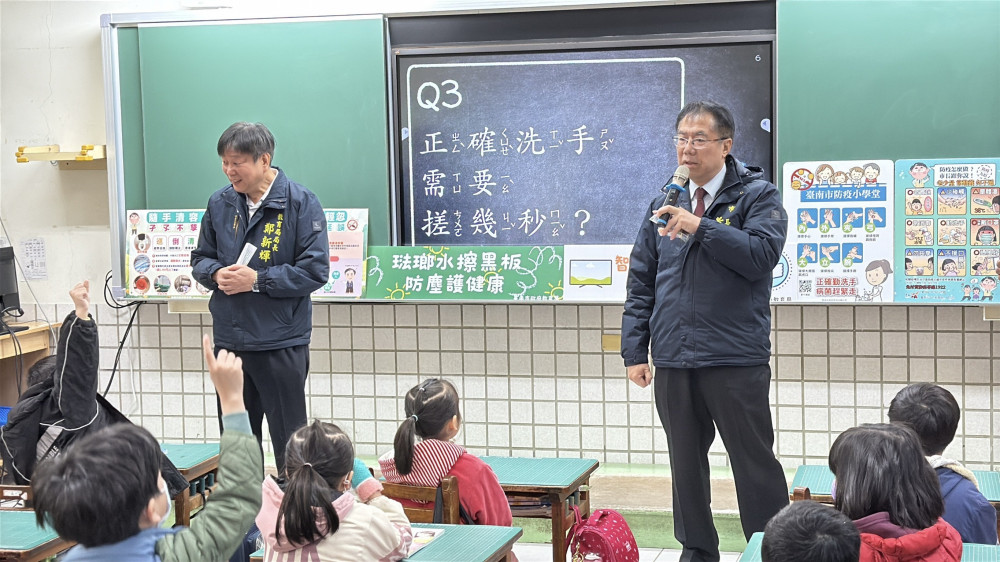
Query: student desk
[[161, 442, 220, 527], [0, 510, 72, 561], [0, 322, 59, 408], [481, 456, 599, 562], [739, 531, 1000, 561], [248, 523, 522, 562], [791, 465, 1000, 536]]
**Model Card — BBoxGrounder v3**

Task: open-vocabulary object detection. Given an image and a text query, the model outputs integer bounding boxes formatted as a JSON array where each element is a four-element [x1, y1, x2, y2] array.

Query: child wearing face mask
[[31, 335, 262, 562], [378, 378, 512, 526]]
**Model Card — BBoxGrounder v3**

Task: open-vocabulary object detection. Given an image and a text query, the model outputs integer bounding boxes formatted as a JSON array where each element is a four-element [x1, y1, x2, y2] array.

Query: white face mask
[[160, 481, 172, 527]]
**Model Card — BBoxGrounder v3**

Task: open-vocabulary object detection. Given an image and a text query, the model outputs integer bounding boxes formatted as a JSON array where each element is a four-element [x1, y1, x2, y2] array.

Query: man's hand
[[653, 205, 702, 240], [215, 264, 257, 295], [69, 281, 90, 320], [203, 334, 245, 415], [627, 363, 653, 388]]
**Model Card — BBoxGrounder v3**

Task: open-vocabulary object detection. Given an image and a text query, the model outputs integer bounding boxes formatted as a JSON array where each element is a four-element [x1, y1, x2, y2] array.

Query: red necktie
[[694, 187, 706, 218]]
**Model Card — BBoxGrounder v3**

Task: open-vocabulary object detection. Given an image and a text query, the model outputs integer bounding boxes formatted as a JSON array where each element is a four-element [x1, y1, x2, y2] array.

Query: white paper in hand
[[236, 243, 257, 266]]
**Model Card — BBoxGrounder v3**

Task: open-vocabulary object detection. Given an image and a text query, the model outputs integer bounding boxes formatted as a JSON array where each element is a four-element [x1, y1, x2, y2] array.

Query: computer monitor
[[0, 246, 27, 335]]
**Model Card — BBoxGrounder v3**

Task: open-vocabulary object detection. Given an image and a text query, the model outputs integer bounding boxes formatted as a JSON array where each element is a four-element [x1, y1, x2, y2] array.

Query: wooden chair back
[[791, 486, 813, 502], [380, 475, 462, 524]]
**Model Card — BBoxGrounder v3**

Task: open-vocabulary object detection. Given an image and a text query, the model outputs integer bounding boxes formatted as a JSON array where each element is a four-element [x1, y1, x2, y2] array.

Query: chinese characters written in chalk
[[419, 125, 614, 157], [420, 208, 586, 239]]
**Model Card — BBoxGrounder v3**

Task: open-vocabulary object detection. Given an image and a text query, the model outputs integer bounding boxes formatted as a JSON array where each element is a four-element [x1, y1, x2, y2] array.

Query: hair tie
[[302, 462, 313, 469], [410, 414, 419, 422]]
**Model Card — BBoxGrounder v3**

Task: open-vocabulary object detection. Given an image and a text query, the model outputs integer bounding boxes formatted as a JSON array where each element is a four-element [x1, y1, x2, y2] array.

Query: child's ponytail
[[276, 463, 340, 544], [276, 420, 354, 545], [394, 378, 461, 476]]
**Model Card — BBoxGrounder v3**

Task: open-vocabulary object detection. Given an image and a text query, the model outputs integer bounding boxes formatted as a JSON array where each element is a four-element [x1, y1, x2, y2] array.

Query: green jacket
[[157, 416, 263, 562]]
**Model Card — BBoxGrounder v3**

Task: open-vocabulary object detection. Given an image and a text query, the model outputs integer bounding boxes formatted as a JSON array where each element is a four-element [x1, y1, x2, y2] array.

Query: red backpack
[[566, 505, 639, 562]]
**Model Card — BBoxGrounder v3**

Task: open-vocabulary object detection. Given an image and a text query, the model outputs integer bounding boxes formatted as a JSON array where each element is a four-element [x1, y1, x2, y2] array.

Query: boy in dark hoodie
[[889, 383, 998, 544]]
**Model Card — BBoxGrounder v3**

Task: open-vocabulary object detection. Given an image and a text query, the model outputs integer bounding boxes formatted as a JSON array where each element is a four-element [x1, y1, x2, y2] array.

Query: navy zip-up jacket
[[191, 167, 329, 351], [622, 156, 787, 368]]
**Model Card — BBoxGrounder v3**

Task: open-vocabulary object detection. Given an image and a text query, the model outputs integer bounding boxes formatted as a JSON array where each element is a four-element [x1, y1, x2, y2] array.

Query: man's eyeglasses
[[672, 136, 728, 149]]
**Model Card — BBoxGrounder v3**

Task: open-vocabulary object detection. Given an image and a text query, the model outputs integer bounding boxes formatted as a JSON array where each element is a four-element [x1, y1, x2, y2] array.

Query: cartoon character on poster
[[905, 189, 933, 215], [908, 162, 931, 188], [842, 243, 863, 267], [937, 219, 966, 245], [937, 249, 966, 277], [863, 163, 881, 184], [797, 209, 817, 232], [816, 163, 835, 186], [904, 219, 933, 246], [857, 259, 892, 302], [849, 166, 865, 187], [842, 208, 864, 232], [129, 212, 141, 235], [981, 276, 997, 301], [937, 187, 967, 215], [972, 219, 999, 245], [905, 250, 934, 276]]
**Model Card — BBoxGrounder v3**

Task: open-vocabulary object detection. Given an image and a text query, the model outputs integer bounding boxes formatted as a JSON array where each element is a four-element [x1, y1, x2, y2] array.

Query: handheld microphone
[[650, 165, 690, 226]]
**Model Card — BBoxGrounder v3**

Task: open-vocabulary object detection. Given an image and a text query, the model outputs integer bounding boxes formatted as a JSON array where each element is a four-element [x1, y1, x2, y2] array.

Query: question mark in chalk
[[575, 210, 591, 236]]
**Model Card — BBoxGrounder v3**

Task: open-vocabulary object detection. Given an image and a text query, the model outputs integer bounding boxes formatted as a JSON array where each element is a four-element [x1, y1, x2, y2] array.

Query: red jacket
[[856, 515, 962, 562], [379, 440, 512, 526]]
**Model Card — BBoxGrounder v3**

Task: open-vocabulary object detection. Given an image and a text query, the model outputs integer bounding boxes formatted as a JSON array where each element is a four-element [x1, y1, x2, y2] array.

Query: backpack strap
[[565, 504, 586, 556]]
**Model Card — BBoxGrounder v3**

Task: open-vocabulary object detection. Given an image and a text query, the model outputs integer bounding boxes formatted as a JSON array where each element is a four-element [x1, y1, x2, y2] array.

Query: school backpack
[[565, 504, 639, 562]]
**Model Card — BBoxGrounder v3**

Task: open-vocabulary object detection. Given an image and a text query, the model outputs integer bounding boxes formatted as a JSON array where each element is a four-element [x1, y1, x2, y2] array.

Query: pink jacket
[[256, 477, 412, 562]]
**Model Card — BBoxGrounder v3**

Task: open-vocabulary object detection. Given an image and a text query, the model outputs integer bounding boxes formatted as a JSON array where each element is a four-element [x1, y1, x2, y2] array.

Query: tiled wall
[[21, 301, 1000, 470]]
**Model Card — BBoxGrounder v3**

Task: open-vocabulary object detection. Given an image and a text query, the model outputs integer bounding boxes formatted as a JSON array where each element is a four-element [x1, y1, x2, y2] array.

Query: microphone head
[[673, 165, 690, 185]]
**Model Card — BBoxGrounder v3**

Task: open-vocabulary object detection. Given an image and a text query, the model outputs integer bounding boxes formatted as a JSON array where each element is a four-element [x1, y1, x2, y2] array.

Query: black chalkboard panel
[[396, 42, 773, 245]]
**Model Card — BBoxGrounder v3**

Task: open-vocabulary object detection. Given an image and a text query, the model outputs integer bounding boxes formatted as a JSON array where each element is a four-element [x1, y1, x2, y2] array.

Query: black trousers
[[654, 364, 789, 562], [216, 344, 309, 475]]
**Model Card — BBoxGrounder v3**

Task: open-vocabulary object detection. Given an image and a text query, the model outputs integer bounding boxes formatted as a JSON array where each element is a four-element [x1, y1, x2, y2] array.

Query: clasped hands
[[213, 264, 256, 295]]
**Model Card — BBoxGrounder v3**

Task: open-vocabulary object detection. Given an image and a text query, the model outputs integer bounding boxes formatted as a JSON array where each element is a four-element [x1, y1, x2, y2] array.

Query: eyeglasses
[[672, 136, 728, 149]]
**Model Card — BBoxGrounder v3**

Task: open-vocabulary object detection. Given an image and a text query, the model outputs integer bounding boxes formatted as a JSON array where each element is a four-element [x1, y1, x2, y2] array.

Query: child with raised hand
[[379, 377, 512, 526], [256, 420, 412, 561], [888, 383, 998, 544], [31, 335, 263, 561], [829, 423, 962, 562]]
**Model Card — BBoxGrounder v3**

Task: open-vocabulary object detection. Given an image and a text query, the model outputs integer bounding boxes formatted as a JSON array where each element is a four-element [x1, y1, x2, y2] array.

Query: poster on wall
[[125, 210, 207, 297], [365, 245, 564, 301], [772, 160, 895, 303], [314, 209, 369, 299], [126, 208, 370, 299], [894, 158, 1000, 303]]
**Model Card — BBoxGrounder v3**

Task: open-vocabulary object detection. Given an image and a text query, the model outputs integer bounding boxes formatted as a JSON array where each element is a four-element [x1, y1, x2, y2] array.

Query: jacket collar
[[221, 167, 290, 211], [710, 155, 762, 208]]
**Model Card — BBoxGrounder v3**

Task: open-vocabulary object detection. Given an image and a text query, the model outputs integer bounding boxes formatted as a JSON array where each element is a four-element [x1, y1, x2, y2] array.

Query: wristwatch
[[251, 272, 260, 293]]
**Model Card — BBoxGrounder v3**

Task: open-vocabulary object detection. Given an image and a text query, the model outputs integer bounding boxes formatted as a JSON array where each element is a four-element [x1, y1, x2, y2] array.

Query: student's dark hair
[[887, 383, 960, 456], [393, 378, 461, 476], [277, 420, 354, 545], [762, 501, 860, 562], [828, 423, 943, 529], [27, 355, 57, 387], [217, 121, 275, 162], [675, 101, 735, 140], [31, 423, 161, 547]]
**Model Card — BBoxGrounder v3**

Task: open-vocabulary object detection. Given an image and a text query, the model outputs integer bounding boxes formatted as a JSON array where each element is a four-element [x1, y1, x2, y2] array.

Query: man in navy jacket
[[622, 102, 789, 562], [191, 122, 329, 474]]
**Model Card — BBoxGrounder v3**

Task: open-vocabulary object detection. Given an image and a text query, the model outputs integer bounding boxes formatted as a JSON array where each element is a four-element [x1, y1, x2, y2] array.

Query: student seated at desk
[[762, 500, 859, 562], [829, 423, 962, 562], [256, 420, 412, 561], [378, 378, 512, 526], [30, 336, 263, 562], [0, 281, 184, 495], [888, 383, 998, 544]]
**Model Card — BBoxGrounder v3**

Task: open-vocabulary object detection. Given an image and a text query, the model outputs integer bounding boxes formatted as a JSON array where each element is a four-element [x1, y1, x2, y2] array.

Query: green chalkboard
[[116, 16, 391, 245], [777, 0, 1000, 169]]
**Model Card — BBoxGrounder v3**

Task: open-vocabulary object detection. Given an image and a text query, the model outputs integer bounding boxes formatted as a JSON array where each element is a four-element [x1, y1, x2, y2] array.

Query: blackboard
[[107, 14, 393, 293], [395, 43, 773, 246]]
